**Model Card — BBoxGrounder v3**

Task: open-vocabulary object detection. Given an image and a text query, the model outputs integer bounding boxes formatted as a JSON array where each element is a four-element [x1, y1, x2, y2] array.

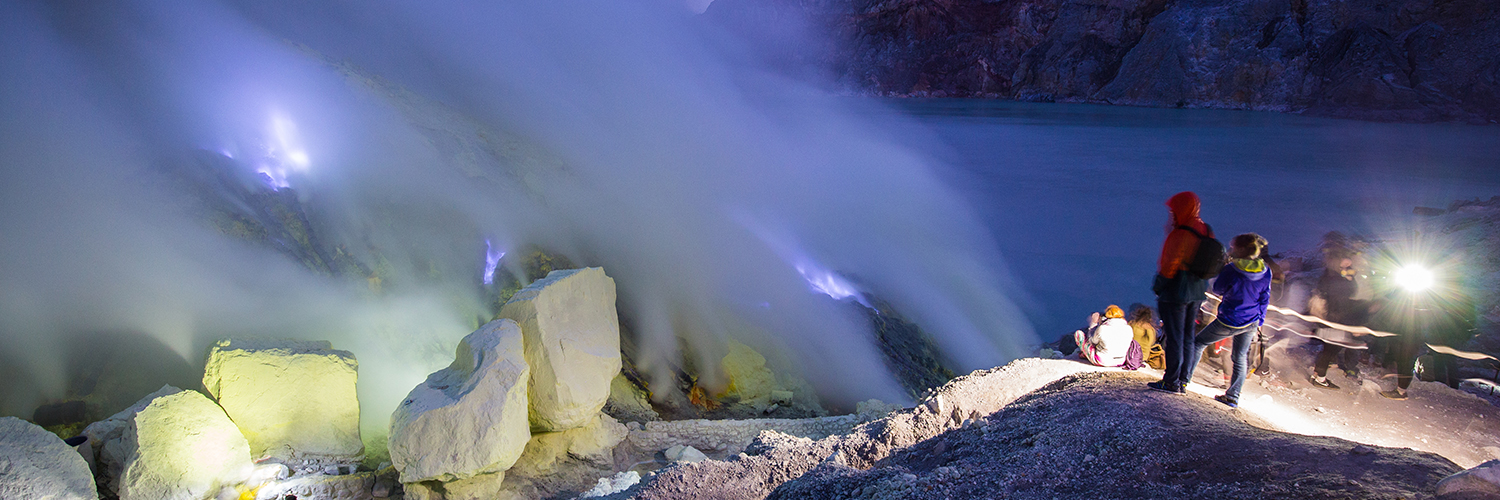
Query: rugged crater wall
[[706, 0, 1500, 123]]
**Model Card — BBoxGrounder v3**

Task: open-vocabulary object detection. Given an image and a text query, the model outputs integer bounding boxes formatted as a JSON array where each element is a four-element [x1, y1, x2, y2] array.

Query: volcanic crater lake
[[874, 99, 1500, 340]]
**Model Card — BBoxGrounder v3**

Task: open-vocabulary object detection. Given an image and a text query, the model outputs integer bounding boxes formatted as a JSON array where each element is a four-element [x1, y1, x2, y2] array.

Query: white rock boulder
[[580, 471, 641, 498], [664, 444, 708, 463], [604, 374, 659, 423], [388, 319, 531, 494], [202, 338, 363, 463], [510, 414, 629, 476], [855, 399, 904, 421], [721, 341, 777, 409], [252, 471, 377, 500], [82, 385, 254, 500], [0, 416, 98, 500], [1437, 459, 1500, 497], [498, 267, 621, 431]]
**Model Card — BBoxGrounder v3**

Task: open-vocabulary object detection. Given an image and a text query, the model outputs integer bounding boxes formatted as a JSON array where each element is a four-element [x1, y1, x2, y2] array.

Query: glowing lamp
[[1393, 265, 1435, 293]]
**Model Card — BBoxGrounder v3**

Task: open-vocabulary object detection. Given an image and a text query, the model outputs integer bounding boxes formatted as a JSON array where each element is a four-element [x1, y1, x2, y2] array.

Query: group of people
[[1304, 240, 1396, 394], [1070, 190, 1477, 407], [1303, 233, 1477, 399], [1066, 191, 1268, 407], [1140, 191, 1269, 407], [1071, 304, 1163, 370]]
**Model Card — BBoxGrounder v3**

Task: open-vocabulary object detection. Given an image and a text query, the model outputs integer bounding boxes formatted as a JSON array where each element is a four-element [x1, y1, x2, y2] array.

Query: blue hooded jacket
[[1213, 258, 1272, 328]]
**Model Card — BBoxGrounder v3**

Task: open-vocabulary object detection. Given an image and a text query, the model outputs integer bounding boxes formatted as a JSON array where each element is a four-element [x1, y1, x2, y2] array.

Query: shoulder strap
[[1176, 224, 1207, 239]]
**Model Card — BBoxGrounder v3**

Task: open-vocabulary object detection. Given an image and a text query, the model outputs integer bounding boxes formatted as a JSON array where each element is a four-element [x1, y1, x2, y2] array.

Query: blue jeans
[[1181, 319, 1258, 401], [1157, 300, 1202, 390]]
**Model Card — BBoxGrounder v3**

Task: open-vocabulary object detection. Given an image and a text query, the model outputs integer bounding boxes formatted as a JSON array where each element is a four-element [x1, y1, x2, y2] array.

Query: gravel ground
[[618, 360, 1464, 500], [769, 372, 1459, 499]]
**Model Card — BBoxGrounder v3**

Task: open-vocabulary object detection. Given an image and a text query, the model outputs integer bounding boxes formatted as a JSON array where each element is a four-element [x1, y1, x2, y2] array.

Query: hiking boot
[[1147, 381, 1181, 394], [1381, 389, 1408, 400], [1308, 375, 1340, 390], [1213, 395, 1238, 408]]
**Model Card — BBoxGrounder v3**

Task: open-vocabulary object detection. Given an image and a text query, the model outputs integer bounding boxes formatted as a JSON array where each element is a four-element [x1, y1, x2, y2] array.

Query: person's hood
[[1232, 258, 1269, 278], [1167, 191, 1201, 226]]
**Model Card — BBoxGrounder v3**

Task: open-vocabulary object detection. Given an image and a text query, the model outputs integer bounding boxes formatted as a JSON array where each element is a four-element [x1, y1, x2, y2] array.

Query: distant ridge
[[706, 0, 1500, 124]]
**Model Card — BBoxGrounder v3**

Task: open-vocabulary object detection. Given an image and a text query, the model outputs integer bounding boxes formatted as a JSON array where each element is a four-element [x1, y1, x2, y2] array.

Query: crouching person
[[1180, 233, 1272, 407], [1075, 305, 1139, 368]]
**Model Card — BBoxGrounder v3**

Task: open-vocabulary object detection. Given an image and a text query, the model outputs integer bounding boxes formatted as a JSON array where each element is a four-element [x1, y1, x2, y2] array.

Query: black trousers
[[1394, 337, 1420, 390], [1313, 340, 1363, 377], [1158, 300, 1202, 389], [1313, 341, 1342, 378]]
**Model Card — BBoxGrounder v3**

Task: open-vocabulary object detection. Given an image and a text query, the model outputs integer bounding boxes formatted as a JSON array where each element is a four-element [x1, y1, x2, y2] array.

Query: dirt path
[[1168, 334, 1500, 468], [770, 373, 1459, 500], [619, 357, 1480, 499]]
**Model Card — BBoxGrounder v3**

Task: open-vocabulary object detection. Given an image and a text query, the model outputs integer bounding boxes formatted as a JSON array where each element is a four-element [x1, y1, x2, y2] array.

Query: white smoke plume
[[0, 0, 1035, 433]]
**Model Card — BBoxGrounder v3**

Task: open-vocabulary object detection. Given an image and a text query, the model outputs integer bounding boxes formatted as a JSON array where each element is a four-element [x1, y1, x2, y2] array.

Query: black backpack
[[1178, 225, 1225, 280]]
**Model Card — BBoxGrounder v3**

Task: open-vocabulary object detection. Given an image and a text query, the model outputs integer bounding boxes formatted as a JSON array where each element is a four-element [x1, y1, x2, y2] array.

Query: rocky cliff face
[[706, 0, 1500, 123]]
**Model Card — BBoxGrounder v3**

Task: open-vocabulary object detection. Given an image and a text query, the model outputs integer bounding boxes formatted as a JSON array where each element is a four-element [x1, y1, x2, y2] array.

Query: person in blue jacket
[[1178, 233, 1272, 408]]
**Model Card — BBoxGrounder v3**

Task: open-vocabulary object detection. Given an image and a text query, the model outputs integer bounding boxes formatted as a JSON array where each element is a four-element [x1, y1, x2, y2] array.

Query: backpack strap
[[1176, 224, 1211, 239]]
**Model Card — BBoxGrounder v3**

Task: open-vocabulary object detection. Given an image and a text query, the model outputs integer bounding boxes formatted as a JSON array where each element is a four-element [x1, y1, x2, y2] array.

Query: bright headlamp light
[[1393, 265, 1435, 293]]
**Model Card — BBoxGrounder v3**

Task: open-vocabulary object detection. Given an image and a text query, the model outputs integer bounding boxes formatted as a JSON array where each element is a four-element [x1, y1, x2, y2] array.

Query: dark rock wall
[[706, 0, 1500, 123]]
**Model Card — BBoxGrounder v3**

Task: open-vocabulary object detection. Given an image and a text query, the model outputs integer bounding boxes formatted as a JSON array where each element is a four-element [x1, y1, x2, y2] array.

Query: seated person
[[1075, 305, 1135, 367], [1127, 304, 1164, 369]]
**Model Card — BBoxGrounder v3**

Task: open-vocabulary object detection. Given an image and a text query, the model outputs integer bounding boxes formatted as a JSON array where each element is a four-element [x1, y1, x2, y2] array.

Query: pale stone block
[[498, 267, 621, 431], [855, 399, 904, 421], [438, 471, 506, 500], [389, 319, 530, 487], [202, 339, 363, 463], [580, 471, 641, 498], [722, 341, 777, 410], [0, 416, 98, 500], [252, 471, 376, 500], [664, 444, 708, 463], [83, 386, 254, 500], [511, 414, 628, 476], [604, 374, 659, 422], [1437, 459, 1500, 497]]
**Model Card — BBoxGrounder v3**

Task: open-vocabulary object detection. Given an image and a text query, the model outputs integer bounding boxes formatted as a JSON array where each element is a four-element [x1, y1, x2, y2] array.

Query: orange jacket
[[1158, 191, 1212, 278]]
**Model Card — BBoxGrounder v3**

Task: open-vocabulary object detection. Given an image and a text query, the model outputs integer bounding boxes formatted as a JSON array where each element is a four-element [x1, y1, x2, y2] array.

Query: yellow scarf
[[1233, 258, 1266, 273]]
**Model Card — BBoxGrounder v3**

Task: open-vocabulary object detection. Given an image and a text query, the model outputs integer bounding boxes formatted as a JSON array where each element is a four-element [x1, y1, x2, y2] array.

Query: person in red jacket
[[1148, 191, 1215, 394]]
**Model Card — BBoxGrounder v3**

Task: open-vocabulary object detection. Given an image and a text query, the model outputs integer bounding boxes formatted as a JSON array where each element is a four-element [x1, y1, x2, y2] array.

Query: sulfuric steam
[[0, 0, 1035, 439]]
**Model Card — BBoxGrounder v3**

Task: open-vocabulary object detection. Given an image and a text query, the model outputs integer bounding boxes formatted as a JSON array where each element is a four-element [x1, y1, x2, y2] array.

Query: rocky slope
[[705, 0, 1500, 123], [768, 373, 1458, 499], [611, 359, 1470, 499]]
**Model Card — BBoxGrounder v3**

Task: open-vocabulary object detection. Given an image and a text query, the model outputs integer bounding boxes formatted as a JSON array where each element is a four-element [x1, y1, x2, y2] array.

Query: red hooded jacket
[[1158, 191, 1212, 279]]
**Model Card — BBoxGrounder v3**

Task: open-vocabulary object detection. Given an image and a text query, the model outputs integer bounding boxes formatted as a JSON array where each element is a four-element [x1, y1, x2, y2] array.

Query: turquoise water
[[884, 100, 1500, 340]]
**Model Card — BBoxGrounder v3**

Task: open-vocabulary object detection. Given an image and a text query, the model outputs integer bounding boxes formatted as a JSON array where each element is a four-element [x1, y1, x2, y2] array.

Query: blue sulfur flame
[[483, 240, 505, 286], [794, 261, 871, 309]]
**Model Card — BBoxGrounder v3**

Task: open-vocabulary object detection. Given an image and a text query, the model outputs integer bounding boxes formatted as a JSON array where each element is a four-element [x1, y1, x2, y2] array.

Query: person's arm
[[1081, 325, 1102, 351], [1158, 229, 1193, 279], [1212, 267, 1235, 296], [1257, 279, 1272, 325]]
